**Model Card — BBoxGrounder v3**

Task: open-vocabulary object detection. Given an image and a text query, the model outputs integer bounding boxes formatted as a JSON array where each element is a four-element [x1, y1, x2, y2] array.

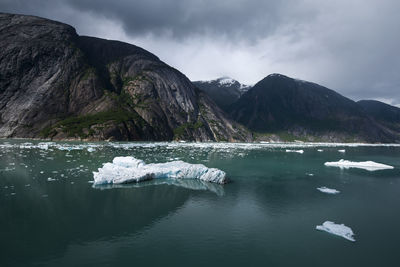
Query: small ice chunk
[[338, 149, 346, 153], [317, 186, 340, 194], [317, 149, 323, 152], [306, 173, 314, 176], [316, 221, 355, 242], [87, 147, 95, 152], [93, 156, 227, 185], [324, 159, 394, 171], [285, 149, 304, 154], [47, 178, 56, 182]]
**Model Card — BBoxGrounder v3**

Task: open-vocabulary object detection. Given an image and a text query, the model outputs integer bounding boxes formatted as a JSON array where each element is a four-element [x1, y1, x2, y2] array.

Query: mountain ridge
[[193, 77, 251, 112], [0, 13, 251, 142], [228, 73, 399, 142]]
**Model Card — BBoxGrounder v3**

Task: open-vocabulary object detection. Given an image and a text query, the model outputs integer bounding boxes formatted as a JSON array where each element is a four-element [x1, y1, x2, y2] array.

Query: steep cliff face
[[229, 74, 399, 143], [0, 13, 251, 141]]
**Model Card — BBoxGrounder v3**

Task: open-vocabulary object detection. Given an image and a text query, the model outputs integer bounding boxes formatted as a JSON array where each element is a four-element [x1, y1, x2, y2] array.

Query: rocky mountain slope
[[358, 100, 400, 132], [229, 74, 399, 142], [0, 13, 251, 142], [193, 77, 251, 111]]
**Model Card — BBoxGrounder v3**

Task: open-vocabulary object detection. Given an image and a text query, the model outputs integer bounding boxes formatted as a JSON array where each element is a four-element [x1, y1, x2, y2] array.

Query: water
[[1, 140, 400, 266]]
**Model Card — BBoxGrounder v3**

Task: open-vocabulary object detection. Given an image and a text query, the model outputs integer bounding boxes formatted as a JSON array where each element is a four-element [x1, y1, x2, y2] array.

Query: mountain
[[358, 100, 400, 132], [229, 74, 399, 142], [193, 77, 251, 111], [0, 13, 251, 142]]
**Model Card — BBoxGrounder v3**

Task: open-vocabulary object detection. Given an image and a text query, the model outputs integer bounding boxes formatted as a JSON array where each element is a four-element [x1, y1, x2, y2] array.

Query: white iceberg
[[324, 159, 394, 171], [316, 221, 355, 242], [338, 149, 346, 153], [285, 149, 304, 154], [317, 186, 340, 194], [317, 149, 323, 152], [93, 156, 227, 185]]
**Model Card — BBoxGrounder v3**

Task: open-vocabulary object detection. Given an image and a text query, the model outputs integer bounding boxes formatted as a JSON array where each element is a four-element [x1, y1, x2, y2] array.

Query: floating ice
[[93, 157, 227, 185], [316, 221, 355, 242], [317, 149, 323, 152], [338, 149, 346, 153], [324, 159, 394, 171], [317, 186, 340, 194], [286, 149, 304, 154], [2, 140, 400, 153], [87, 147, 95, 152], [47, 178, 56, 182]]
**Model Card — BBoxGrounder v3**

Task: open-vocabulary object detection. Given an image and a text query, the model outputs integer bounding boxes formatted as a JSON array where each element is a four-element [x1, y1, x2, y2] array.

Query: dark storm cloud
[[1, 0, 400, 106], [1, 0, 307, 40]]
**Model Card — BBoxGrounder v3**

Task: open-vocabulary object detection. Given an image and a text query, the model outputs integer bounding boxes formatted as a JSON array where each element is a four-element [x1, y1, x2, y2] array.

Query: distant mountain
[[193, 77, 251, 111], [0, 13, 251, 142], [358, 100, 400, 132], [229, 74, 399, 142]]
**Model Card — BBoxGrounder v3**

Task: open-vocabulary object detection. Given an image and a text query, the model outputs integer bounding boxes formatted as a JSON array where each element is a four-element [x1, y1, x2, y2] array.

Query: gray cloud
[[1, 0, 399, 106]]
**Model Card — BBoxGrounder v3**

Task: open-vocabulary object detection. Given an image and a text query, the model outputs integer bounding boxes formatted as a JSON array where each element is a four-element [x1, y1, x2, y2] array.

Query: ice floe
[[317, 186, 340, 194], [93, 156, 227, 185], [324, 159, 394, 171], [285, 149, 304, 154], [2, 141, 400, 153], [316, 221, 355, 242], [338, 149, 346, 153]]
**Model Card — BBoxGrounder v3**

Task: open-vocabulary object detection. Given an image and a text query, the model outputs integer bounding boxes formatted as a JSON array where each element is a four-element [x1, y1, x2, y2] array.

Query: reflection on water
[[93, 178, 225, 196]]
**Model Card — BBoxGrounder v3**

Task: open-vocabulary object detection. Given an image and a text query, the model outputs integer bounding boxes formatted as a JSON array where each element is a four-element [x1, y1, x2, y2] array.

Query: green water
[[1, 140, 400, 266]]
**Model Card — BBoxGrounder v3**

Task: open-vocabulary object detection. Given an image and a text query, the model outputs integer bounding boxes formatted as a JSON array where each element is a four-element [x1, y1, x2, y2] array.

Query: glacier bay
[[1, 140, 400, 266]]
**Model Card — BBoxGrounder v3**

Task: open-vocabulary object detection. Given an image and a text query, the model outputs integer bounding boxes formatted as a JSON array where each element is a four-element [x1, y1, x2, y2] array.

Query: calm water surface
[[1, 140, 400, 266]]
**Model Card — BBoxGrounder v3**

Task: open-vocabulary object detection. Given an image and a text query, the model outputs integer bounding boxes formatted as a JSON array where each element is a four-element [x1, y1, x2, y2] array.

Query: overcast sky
[[1, 0, 400, 106]]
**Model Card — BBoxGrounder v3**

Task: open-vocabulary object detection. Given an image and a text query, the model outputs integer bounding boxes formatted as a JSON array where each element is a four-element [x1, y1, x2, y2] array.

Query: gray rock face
[[0, 13, 251, 142]]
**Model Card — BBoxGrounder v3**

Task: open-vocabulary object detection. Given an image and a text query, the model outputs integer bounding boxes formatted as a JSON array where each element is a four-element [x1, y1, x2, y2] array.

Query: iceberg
[[338, 149, 346, 153], [316, 221, 355, 242], [285, 149, 304, 154], [317, 186, 340, 194], [324, 159, 394, 171], [93, 156, 227, 185]]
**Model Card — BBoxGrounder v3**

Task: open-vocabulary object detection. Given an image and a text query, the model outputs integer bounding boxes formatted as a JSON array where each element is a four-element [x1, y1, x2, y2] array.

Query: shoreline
[[1, 138, 400, 147]]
